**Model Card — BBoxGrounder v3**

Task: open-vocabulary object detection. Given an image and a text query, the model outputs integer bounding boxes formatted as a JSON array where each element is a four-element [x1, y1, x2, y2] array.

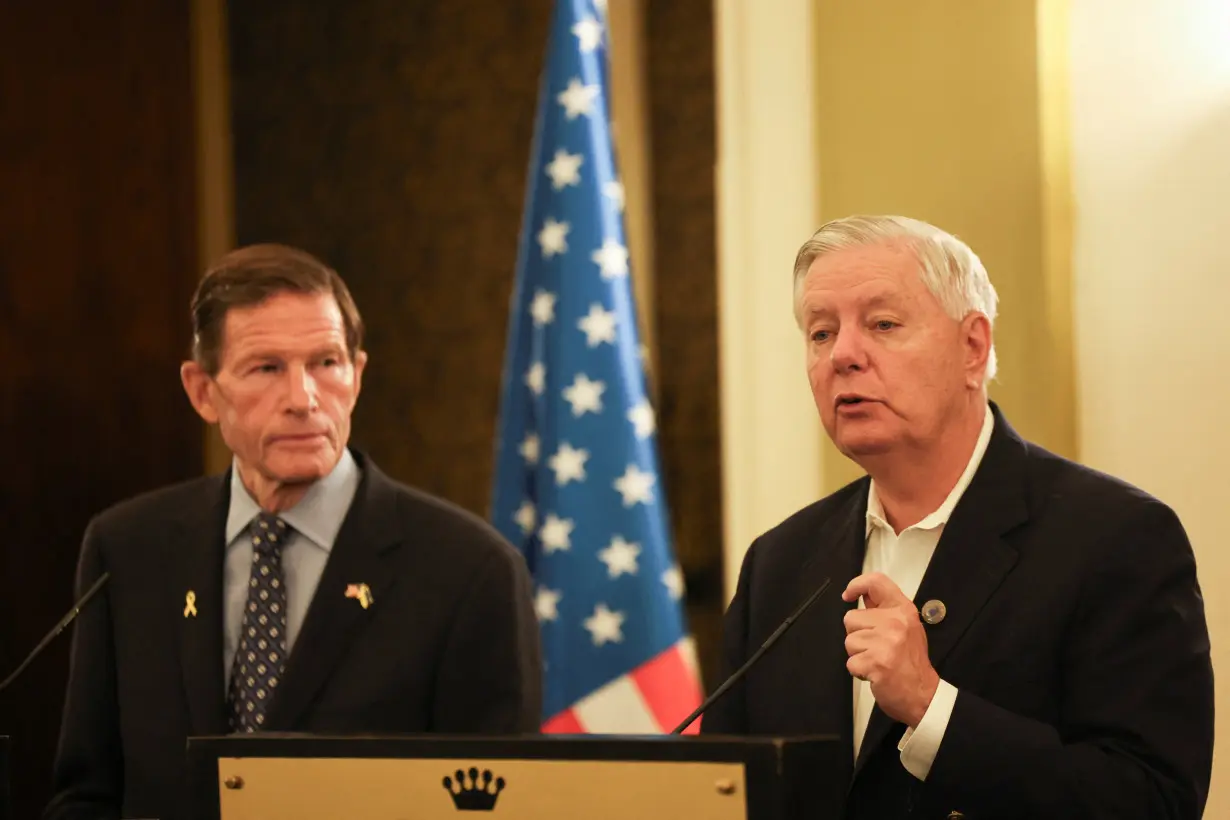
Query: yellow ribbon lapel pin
[[345, 583, 373, 610], [184, 590, 198, 618]]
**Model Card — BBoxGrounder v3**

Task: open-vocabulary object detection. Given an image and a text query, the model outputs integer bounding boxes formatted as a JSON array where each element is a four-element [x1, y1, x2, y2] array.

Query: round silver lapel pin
[[921, 599, 947, 625]]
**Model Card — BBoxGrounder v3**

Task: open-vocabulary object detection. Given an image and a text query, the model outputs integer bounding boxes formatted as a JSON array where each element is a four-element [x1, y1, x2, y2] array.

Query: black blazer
[[45, 451, 542, 820], [701, 405, 1213, 819]]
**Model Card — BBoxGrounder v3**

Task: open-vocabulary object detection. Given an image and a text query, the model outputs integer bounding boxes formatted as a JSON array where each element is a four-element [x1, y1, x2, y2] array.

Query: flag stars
[[548, 442, 589, 485], [539, 514, 575, 553], [562, 373, 605, 417], [557, 77, 600, 120], [614, 464, 656, 507], [591, 238, 630, 279], [603, 180, 625, 213], [572, 16, 603, 53], [627, 399, 656, 439], [496, 11, 697, 694], [662, 565, 686, 601], [514, 500, 537, 535], [598, 536, 641, 578], [519, 432, 540, 465], [537, 218, 570, 258], [577, 303, 617, 347], [530, 289, 558, 326], [584, 603, 626, 646], [525, 362, 546, 396], [535, 586, 562, 622], [545, 149, 583, 190]]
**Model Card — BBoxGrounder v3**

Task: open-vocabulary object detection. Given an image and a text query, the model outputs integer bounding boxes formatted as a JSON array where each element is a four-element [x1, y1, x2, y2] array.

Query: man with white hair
[[701, 215, 1214, 819]]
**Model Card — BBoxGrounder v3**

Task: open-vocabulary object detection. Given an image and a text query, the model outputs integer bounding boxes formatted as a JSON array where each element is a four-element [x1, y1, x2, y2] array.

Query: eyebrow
[[234, 345, 347, 368], [804, 293, 904, 321]]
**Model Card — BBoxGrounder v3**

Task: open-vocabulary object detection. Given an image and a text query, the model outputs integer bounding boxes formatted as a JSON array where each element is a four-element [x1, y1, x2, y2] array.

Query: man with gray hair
[[701, 215, 1213, 818]]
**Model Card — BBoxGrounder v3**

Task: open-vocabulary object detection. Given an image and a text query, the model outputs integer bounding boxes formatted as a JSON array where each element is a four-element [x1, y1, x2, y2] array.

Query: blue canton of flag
[[491, 0, 702, 734]]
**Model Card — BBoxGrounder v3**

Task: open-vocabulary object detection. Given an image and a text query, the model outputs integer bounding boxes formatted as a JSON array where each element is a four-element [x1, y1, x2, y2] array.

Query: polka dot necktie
[[227, 513, 290, 733]]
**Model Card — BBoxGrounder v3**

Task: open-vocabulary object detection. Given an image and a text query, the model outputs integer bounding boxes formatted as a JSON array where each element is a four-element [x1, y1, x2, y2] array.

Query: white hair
[[792, 214, 999, 383]]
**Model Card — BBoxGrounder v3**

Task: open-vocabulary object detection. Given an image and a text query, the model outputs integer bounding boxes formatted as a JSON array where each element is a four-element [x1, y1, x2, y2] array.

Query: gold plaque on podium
[[188, 733, 843, 820], [217, 756, 747, 820]]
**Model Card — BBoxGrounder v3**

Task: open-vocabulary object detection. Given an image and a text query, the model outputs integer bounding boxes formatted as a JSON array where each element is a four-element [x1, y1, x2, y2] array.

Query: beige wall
[[1069, 0, 1230, 812], [715, 0, 1227, 808], [712, 0, 1077, 598], [714, 0, 825, 598], [811, 0, 1077, 492]]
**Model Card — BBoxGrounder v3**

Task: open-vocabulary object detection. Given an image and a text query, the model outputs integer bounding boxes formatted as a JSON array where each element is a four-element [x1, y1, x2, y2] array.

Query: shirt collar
[[866, 403, 995, 536], [225, 447, 361, 552]]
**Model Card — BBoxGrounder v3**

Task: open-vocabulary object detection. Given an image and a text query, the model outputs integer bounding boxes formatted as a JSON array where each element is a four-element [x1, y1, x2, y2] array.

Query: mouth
[[834, 394, 875, 409], [270, 433, 329, 444]]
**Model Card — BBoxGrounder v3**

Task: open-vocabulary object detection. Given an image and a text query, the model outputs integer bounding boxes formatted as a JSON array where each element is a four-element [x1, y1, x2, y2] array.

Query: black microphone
[[671, 576, 832, 735], [0, 572, 110, 694]]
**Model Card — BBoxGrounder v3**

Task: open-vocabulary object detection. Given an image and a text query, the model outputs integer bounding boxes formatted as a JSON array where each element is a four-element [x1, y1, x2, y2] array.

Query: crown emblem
[[442, 767, 505, 812]]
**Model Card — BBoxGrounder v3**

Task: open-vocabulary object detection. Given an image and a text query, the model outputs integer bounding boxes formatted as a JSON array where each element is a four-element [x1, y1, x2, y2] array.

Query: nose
[[285, 364, 319, 414], [829, 327, 868, 374]]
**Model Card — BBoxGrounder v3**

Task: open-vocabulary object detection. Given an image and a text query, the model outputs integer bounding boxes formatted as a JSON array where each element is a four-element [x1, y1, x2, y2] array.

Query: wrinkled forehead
[[220, 293, 349, 359]]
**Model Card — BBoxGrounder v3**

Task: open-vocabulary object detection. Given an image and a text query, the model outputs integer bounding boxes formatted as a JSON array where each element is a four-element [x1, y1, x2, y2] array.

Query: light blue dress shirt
[[222, 448, 362, 683]]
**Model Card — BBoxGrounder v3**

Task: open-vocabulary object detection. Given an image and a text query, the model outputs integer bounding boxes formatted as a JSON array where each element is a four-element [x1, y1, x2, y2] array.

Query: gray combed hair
[[792, 215, 999, 383]]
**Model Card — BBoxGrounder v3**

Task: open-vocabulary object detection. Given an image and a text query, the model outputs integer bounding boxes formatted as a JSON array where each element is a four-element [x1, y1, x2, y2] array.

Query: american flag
[[490, 0, 702, 734]]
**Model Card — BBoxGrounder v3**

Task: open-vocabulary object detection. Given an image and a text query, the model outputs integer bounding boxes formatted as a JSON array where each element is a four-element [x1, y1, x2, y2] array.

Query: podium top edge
[[188, 733, 839, 745], [185, 733, 841, 764]]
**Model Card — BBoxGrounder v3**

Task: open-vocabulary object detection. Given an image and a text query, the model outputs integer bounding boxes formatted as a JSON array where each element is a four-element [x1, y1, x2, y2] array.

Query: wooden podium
[[187, 734, 843, 820]]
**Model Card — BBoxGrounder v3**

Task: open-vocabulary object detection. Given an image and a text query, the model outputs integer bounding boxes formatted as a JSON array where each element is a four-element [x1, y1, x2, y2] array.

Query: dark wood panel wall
[[226, 0, 555, 514], [644, 0, 722, 686], [227, 0, 723, 685], [0, 2, 203, 817], [0, 1, 720, 814]]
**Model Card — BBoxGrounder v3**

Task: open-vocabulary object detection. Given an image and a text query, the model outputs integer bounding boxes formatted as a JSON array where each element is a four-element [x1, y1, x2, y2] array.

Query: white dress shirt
[[852, 404, 994, 780]]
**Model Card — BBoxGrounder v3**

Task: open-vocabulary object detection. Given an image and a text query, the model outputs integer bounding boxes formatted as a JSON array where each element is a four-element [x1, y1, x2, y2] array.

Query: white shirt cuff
[[897, 679, 958, 781]]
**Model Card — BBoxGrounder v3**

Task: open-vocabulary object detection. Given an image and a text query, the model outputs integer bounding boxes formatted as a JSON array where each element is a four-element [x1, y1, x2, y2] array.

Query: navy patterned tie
[[227, 513, 290, 733]]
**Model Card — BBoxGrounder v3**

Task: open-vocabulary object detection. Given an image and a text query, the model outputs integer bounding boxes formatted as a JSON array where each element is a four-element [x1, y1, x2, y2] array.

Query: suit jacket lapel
[[795, 482, 868, 769], [177, 475, 230, 736], [265, 463, 403, 730], [911, 407, 1026, 671], [853, 404, 1028, 779]]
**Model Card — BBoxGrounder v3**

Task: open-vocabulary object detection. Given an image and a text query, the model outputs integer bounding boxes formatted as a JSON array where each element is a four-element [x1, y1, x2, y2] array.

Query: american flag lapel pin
[[345, 583, 373, 610]]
